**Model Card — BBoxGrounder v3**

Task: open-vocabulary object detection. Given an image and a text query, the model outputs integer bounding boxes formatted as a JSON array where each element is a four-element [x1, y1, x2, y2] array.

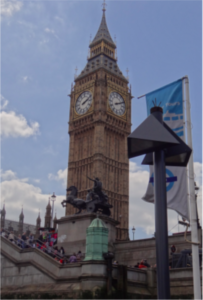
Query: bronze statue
[[86, 176, 108, 203], [61, 177, 112, 216], [61, 186, 86, 214]]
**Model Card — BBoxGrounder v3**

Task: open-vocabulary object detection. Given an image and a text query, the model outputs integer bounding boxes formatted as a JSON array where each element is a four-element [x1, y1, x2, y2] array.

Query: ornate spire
[[46, 198, 51, 210], [37, 212, 41, 222], [1, 202, 6, 217], [19, 207, 24, 221], [89, 3, 115, 48]]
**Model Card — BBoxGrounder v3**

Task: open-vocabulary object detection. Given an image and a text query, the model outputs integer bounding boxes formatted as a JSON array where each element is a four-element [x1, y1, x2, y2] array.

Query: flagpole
[[184, 76, 201, 299]]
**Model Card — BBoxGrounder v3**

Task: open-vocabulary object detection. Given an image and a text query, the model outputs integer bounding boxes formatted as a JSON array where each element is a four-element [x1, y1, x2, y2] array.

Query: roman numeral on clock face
[[75, 91, 93, 115], [108, 92, 126, 116]]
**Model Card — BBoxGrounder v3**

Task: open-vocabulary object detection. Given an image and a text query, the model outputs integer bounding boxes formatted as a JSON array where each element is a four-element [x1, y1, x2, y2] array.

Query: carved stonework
[[66, 9, 131, 241]]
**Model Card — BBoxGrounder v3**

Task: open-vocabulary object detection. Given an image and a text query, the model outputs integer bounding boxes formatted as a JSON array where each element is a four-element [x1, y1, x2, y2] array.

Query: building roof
[[4, 219, 36, 234], [37, 212, 41, 222], [76, 54, 128, 82], [1, 204, 6, 216], [19, 208, 24, 220], [89, 10, 116, 48], [75, 8, 128, 83]]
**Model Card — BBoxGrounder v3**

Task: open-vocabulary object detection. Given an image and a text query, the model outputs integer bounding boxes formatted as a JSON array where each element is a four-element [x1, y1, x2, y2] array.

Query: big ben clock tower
[[66, 5, 132, 240]]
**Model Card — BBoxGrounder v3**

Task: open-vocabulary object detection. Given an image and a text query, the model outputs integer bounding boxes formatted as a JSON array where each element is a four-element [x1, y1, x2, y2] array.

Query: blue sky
[[1, 0, 202, 240]]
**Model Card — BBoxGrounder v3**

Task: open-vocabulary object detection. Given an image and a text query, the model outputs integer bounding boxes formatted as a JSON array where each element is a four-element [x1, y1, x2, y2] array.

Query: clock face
[[108, 92, 126, 116], [75, 91, 92, 115]]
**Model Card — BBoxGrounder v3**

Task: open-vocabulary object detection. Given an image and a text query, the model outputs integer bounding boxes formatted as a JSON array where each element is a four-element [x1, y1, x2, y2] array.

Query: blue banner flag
[[142, 79, 189, 220]]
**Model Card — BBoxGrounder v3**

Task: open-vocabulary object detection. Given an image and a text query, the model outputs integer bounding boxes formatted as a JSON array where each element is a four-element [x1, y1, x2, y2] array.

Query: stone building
[[66, 5, 132, 241], [0, 201, 51, 237], [44, 199, 52, 228], [35, 212, 41, 236], [1, 204, 6, 229], [18, 208, 24, 235]]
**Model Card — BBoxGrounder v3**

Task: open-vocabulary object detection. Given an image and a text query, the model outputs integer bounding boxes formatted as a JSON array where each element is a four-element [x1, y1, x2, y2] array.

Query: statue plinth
[[56, 212, 119, 255]]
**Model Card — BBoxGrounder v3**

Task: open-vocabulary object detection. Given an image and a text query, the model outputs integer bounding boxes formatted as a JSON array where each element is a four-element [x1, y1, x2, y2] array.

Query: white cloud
[[22, 76, 31, 83], [1, 0, 22, 17], [1, 161, 201, 235], [1, 110, 40, 138], [33, 179, 40, 183], [129, 162, 154, 235], [43, 145, 57, 156], [48, 168, 67, 187], [39, 39, 49, 45], [1, 171, 65, 225], [44, 27, 59, 39], [54, 16, 64, 24], [44, 27, 55, 34], [1, 170, 17, 181], [1, 95, 9, 110]]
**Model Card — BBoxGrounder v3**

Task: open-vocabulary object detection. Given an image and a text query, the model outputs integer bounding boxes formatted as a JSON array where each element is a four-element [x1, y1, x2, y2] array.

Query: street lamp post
[[132, 226, 135, 240], [51, 192, 56, 228]]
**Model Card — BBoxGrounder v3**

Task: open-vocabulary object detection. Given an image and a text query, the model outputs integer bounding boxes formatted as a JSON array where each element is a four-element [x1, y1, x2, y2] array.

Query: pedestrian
[[69, 253, 77, 263], [171, 245, 176, 255], [134, 262, 140, 268], [59, 257, 64, 264], [1, 229, 6, 238], [138, 260, 147, 269], [29, 234, 34, 246], [143, 259, 150, 268], [17, 234, 22, 247], [8, 231, 14, 243], [60, 246, 65, 257], [76, 250, 82, 261], [21, 232, 27, 249]]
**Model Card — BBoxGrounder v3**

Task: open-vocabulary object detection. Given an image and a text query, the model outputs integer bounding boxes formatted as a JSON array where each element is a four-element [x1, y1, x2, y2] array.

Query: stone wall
[[114, 232, 195, 266], [1, 253, 54, 287], [1, 236, 201, 299]]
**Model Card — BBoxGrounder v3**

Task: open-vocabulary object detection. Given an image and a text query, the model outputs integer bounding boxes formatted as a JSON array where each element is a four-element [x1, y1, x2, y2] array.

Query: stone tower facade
[[66, 7, 132, 240], [35, 212, 41, 236], [44, 199, 52, 228], [18, 208, 24, 235], [1, 204, 6, 228]]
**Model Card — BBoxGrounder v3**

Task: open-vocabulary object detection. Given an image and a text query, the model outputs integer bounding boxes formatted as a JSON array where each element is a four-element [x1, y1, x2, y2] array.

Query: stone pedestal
[[56, 212, 119, 255]]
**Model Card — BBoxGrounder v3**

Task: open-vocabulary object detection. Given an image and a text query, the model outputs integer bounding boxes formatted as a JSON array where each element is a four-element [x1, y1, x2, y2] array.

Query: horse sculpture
[[61, 178, 112, 216], [61, 186, 86, 214]]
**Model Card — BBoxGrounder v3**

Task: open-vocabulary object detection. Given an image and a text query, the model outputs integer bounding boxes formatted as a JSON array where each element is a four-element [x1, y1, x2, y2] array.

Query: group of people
[[126, 260, 151, 269], [1, 229, 33, 249], [1, 228, 84, 265], [54, 251, 83, 264]]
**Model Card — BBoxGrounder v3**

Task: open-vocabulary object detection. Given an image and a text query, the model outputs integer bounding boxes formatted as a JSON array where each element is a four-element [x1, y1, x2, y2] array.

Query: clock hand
[[82, 96, 90, 105], [115, 102, 124, 105]]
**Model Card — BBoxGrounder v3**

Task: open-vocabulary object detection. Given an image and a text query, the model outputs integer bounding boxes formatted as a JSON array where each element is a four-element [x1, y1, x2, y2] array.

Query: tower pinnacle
[[89, 3, 115, 48], [102, 0, 107, 12]]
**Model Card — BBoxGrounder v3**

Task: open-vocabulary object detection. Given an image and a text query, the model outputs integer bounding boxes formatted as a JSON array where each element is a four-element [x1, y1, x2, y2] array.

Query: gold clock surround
[[107, 85, 127, 121], [73, 85, 94, 119]]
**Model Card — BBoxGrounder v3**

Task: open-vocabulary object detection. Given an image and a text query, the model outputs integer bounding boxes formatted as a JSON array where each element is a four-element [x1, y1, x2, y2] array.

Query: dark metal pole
[[151, 107, 170, 299], [103, 252, 114, 295]]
